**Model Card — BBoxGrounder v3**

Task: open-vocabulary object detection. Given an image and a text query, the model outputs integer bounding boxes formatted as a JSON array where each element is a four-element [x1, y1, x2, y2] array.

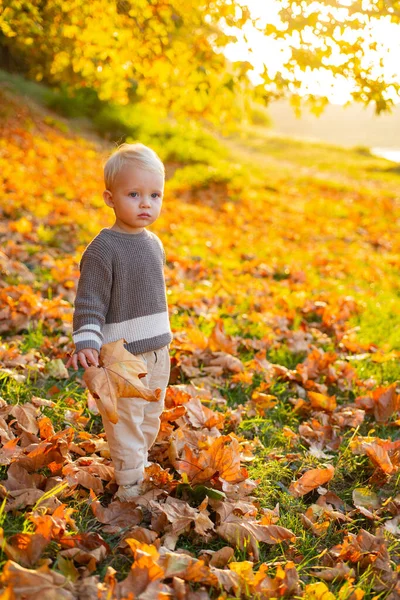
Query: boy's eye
[[129, 192, 139, 197], [151, 193, 161, 198]]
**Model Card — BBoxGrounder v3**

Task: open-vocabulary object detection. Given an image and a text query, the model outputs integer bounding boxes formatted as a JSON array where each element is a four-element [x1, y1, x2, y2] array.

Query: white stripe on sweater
[[74, 323, 102, 333], [103, 311, 170, 343], [73, 331, 103, 344]]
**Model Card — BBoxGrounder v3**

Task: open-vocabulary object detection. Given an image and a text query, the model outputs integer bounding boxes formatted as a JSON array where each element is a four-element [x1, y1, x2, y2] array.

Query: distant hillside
[[267, 99, 400, 150]]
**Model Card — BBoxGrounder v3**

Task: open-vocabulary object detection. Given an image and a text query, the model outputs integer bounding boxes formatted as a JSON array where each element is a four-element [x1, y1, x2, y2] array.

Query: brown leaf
[[311, 562, 355, 581], [329, 527, 394, 589], [209, 546, 234, 568], [2, 463, 43, 491], [0, 529, 49, 567], [83, 338, 161, 424], [90, 496, 143, 529], [207, 352, 244, 373], [62, 463, 104, 494], [66, 456, 114, 481], [373, 383, 399, 423], [0, 438, 22, 465], [214, 502, 295, 560], [331, 406, 365, 428], [151, 497, 214, 538], [0, 560, 75, 599], [207, 565, 240, 594], [161, 551, 218, 587], [5, 489, 45, 512], [0, 416, 15, 444], [59, 532, 110, 566], [9, 403, 39, 435], [355, 383, 399, 423], [351, 438, 397, 474], [184, 397, 225, 430], [119, 526, 158, 548], [289, 465, 335, 497], [15, 428, 73, 472], [31, 396, 56, 409]]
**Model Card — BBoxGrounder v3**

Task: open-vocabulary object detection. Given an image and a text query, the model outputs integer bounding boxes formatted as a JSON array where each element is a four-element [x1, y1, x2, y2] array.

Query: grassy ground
[[0, 72, 399, 598]]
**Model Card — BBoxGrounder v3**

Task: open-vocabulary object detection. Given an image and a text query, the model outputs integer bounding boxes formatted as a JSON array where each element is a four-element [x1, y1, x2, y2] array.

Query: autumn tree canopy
[[1, 0, 399, 123], [260, 0, 400, 114]]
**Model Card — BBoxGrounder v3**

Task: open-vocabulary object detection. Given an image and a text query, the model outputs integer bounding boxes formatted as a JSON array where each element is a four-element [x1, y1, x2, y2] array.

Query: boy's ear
[[103, 189, 114, 207]]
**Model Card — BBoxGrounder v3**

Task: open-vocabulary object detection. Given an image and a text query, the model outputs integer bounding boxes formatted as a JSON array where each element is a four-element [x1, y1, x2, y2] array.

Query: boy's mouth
[[138, 213, 151, 217]]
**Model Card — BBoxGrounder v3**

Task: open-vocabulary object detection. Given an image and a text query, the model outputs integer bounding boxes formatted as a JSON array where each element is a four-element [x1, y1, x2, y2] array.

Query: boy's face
[[103, 165, 164, 234]]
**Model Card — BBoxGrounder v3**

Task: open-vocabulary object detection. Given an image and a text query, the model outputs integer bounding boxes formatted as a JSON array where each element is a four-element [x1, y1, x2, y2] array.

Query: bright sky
[[222, 0, 400, 105]]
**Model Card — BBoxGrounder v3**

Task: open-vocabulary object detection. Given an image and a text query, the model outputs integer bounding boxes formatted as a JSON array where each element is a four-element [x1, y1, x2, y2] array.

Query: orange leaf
[[38, 416, 55, 439], [307, 391, 337, 412], [289, 465, 335, 497], [361, 442, 394, 474], [176, 435, 246, 485], [0, 529, 49, 567], [372, 383, 398, 423]]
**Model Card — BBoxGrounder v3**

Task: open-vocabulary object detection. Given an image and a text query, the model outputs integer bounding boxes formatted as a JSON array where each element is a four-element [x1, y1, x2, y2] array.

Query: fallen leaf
[[289, 465, 335, 497], [352, 487, 380, 510], [307, 391, 337, 412], [176, 435, 247, 485], [0, 560, 75, 598], [310, 562, 355, 582], [303, 581, 336, 599], [0, 529, 49, 567], [214, 502, 295, 560], [150, 497, 214, 538], [207, 319, 238, 354], [90, 495, 143, 529], [209, 546, 234, 567]]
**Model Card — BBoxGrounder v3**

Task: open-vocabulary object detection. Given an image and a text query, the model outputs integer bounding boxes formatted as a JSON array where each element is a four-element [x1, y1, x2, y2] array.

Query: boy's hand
[[66, 349, 99, 370]]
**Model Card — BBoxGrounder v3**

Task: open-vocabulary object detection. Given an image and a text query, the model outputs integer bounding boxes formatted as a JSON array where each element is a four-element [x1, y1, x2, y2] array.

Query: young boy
[[65, 143, 172, 501]]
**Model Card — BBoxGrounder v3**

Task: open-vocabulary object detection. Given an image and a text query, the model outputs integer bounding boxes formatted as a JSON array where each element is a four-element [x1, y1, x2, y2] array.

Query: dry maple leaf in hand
[[83, 339, 161, 424]]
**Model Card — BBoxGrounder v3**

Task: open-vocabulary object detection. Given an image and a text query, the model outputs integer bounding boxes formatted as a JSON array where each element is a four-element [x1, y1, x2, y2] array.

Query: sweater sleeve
[[150, 232, 166, 265], [72, 250, 112, 353]]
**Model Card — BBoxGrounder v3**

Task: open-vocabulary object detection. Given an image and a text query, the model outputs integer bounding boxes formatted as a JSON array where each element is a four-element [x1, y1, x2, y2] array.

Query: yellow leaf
[[304, 581, 336, 600]]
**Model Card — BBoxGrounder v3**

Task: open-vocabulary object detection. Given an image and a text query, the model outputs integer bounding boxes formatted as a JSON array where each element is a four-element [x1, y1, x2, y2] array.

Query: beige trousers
[[98, 344, 171, 486]]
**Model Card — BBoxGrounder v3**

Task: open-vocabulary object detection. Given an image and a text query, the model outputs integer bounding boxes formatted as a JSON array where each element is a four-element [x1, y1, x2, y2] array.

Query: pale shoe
[[115, 481, 143, 502]]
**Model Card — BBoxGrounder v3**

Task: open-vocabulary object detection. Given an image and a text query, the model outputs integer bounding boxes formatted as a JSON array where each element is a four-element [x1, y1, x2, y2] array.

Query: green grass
[[225, 124, 400, 189], [347, 293, 400, 353]]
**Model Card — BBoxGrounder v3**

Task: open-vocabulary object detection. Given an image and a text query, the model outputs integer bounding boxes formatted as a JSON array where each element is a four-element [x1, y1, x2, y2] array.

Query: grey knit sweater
[[72, 228, 173, 355]]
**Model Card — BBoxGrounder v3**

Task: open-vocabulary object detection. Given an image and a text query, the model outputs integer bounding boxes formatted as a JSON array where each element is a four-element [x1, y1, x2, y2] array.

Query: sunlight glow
[[223, 0, 400, 105]]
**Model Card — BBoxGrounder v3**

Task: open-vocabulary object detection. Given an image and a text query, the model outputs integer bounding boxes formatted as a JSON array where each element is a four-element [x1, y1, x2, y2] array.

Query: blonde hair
[[104, 142, 165, 190]]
